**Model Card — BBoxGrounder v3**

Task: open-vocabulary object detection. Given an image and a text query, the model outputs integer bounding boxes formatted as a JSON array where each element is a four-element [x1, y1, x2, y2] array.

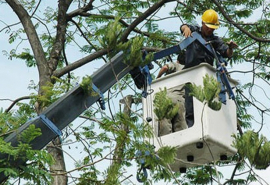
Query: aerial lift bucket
[[142, 63, 238, 172]]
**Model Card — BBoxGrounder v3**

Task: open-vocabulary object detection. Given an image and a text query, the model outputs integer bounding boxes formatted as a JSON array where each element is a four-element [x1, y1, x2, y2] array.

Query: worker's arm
[[157, 65, 168, 78], [180, 24, 192, 38], [226, 41, 238, 57]]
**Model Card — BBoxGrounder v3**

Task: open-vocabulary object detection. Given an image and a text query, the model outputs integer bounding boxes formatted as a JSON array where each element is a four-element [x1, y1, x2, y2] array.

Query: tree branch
[[120, 0, 174, 42], [4, 96, 31, 113], [52, 48, 108, 78], [66, 0, 94, 20], [5, 0, 50, 86], [48, 0, 73, 72], [212, 0, 270, 42]]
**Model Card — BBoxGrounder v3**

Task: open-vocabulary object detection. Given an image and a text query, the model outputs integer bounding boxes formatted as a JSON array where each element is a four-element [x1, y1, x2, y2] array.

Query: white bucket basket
[[143, 63, 238, 172]]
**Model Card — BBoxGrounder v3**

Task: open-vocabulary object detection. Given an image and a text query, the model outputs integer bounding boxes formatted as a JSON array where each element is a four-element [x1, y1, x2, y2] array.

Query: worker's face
[[202, 23, 215, 37]]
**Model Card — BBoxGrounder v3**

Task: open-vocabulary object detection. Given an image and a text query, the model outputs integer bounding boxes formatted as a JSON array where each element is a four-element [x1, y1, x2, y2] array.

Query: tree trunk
[[5, 1, 68, 184], [46, 137, 67, 185]]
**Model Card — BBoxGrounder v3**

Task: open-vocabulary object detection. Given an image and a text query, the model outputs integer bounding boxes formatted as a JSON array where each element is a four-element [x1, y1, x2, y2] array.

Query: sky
[[0, 1, 270, 185]]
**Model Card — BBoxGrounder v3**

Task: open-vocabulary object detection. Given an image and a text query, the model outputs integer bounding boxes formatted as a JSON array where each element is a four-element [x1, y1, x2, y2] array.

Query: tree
[[0, 0, 270, 184]]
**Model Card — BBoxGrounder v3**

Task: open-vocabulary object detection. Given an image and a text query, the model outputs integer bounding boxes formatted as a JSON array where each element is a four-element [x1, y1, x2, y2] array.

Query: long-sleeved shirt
[[180, 24, 229, 69]]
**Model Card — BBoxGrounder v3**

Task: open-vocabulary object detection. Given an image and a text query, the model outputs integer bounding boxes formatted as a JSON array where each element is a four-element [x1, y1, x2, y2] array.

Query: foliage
[[80, 75, 98, 97], [135, 145, 178, 184], [9, 48, 36, 67], [233, 130, 270, 169], [234, 87, 253, 129], [118, 36, 154, 67], [156, 146, 177, 165], [0, 125, 53, 184], [0, 109, 22, 137], [98, 17, 123, 52], [98, 18, 154, 67], [153, 88, 180, 120], [180, 166, 223, 185], [187, 74, 222, 111], [30, 76, 76, 108]]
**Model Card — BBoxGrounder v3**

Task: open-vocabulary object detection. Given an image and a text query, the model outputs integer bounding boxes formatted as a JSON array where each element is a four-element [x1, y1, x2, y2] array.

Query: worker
[[156, 51, 185, 78], [180, 9, 238, 127], [156, 52, 187, 136]]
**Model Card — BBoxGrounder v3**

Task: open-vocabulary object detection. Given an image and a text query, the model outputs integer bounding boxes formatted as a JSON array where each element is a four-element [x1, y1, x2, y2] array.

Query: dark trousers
[[185, 85, 194, 127]]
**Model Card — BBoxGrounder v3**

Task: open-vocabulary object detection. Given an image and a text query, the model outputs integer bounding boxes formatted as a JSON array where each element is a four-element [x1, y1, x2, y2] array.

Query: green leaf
[[187, 74, 222, 110], [153, 88, 180, 120], [233, 131, 270, 169]]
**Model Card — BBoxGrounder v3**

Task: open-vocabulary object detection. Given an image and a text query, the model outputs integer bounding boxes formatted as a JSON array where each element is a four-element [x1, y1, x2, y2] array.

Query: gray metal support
[[0, 51, 131, 183]]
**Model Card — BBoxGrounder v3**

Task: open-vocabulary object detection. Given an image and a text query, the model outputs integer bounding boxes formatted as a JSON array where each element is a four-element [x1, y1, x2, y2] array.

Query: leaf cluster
[[98, 18, 153, 67], [80, 75, 98, 97], [181, 166, 222, 185], [153, 88, 180, 120], [233, 130, 270, 169], [32, 77, 76, 108], [136, 145, 177, 183], [98, 17, 124, 52], [118, 36, 154, 67], [0, 125, 54, 184], [187, 74, 222, 111], [0, 110, 22, 137]]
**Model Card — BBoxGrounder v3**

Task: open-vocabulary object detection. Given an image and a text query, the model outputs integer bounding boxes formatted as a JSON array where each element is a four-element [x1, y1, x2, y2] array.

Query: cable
[[200, 102, 222, 185]]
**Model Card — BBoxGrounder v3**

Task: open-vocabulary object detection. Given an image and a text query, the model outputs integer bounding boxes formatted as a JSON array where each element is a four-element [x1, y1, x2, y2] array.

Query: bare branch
[[120, 0, 174, 42], [4, 95, 31, 113], [212, 0, 270, 42]]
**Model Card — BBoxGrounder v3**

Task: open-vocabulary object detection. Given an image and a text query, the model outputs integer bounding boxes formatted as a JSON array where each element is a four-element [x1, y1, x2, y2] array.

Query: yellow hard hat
[[201, 9, 220, 29]]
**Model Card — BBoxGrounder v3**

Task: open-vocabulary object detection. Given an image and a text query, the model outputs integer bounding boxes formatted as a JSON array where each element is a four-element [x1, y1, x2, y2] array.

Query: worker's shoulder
[[189, 24, 200, 32], [208, 32, 224, 41]]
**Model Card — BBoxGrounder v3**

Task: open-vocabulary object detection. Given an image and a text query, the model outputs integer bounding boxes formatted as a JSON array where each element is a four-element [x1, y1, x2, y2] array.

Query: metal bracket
[[207, 42, 236, 102], [141, 65, 152, 98], [39, 114, 62, 136], [92, 83, 106, 110], [153, 32, 213, 61], [217, 72, 227, 104]]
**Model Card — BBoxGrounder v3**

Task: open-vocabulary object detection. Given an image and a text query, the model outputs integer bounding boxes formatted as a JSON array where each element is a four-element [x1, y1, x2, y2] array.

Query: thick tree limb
[[5, 0, 50, 87], [52, 48, 108, 78], [48, 0, 73, 72], [66, 0, 94, 19]]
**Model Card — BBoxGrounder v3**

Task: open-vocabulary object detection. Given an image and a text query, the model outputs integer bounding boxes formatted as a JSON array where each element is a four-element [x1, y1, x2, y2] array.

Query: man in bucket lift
[[157, 51, 185, 79], [180, 9, 238, 128], [156, 51, 187, 136]]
